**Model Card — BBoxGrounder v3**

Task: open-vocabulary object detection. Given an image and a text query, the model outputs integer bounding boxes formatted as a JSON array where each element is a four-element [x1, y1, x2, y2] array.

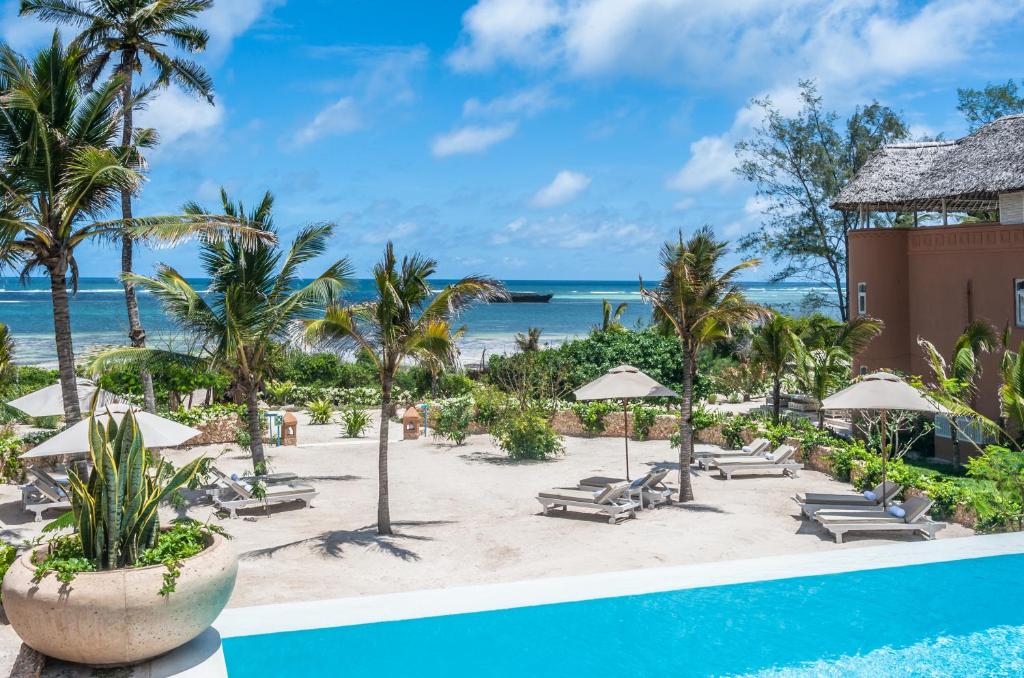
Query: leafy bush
[[470, 385, 509, 429], [691, 404, 725, 433], [0, 543, 17, 601], [492, 410, 564, 460], [276, 351, 377, 389], [95, 361, 230, 407], [570, 401, 616, 434], [340, 408, 371, 438], [307, 398, 334, 425], [437, 373, 475, 397], [258, 383, 410, 408], [165, 403, 248, 427], [0, 426, 24, 483], [433, 397, 473, 445], [631, 405, 658, 440]]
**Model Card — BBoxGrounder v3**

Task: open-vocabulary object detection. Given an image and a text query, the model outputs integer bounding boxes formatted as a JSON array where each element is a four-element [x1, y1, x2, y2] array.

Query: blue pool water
[[221, 554, 1024, 677]]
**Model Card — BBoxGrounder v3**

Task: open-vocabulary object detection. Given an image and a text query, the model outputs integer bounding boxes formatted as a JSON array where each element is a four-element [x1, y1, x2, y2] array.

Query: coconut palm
[[514, 327, 542, 352], [302, 242, 505, 535], [21, 0, 216, 414], [792, 341, 849, 428], [751, 313, 796, 423], [0, 34, 252, 424], [919, 320, 997, 464], [598, 299, 628, 332], [90, 189, 352, 472], [640, 227, 762, 502], [0, 323, 14, 384]]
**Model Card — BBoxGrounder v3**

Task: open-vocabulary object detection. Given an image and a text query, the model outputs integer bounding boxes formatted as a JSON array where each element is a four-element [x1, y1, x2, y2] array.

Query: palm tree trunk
[[677, 351, 695, 502], [377, 376, 393, 535], [245, 385, 266, 473], [772, 377, 782, 423], [117, 57, 156, 414], [951, 427, 962, 467], [48, 263, 81, 424]]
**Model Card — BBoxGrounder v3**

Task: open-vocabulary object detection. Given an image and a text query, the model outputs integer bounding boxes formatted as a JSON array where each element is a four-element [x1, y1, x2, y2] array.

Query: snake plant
[[67, 411, 203, 570]]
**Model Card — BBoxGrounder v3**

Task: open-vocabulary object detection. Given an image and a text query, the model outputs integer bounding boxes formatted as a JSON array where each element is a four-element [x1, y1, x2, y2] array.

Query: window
[[1016, 279, 1024, 327], [857, 282, 867, 315], [934, 414, 991, 445], [859, 365, 868, 376]]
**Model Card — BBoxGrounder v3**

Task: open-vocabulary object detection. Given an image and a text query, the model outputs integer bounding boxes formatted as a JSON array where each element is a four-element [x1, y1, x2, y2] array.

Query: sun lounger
[[537, 481, 638, 524], [716, 445, 801, 480], [578, 468, 674, 509], [21, 467, 71, 522], [214, 473, 317, 519], [815, 496, 945, 543], [797, 481, 903, 517], [695, 437, 770, 470], [206, 466, 299, 496]]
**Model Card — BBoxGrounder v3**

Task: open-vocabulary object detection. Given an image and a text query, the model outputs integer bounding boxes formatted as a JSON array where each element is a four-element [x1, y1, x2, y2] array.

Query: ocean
[[0, 277, 835, 365]]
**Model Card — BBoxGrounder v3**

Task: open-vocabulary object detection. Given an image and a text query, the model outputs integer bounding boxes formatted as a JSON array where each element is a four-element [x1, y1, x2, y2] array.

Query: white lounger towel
[[815, 496, 945, 543]]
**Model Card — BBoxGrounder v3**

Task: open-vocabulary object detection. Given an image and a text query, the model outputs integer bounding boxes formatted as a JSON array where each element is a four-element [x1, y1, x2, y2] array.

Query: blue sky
[[4, 0, 1024, 280]]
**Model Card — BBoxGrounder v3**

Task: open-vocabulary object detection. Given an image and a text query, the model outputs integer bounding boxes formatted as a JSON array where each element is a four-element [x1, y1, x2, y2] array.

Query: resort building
[[834, 114, 1024, 461]]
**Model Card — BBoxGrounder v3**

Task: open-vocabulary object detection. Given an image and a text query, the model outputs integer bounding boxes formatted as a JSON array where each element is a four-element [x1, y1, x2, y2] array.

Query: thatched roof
[[833, 114, 1024, 212]]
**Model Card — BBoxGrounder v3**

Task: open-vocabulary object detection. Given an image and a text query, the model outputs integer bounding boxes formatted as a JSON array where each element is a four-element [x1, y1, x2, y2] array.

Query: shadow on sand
[[241, 520, 454, 563]]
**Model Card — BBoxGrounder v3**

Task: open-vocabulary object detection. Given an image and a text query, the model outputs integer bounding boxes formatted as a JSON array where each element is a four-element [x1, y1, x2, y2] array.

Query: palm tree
[[792, 341, 849, 428], [598, 299, 628, 332], [640, 227, 762, 502], [751, 313, 796, 423], [21, 0, 216, 414], [919, 320, 997, 465], [302, 242, 505, 535], [514, 327, 542, 352], [90, 189, 352, 472], [0, 34, 248, 424], [0, 323, 14, 384]]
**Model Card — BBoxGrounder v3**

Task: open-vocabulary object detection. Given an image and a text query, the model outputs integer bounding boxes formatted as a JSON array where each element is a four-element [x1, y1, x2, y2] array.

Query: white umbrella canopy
[[7, 378, 126, 418], [573, 365, 679, 480], [573, 365, 679, 401], [821, 372, 944, 508], [21, 403, 201, 460]]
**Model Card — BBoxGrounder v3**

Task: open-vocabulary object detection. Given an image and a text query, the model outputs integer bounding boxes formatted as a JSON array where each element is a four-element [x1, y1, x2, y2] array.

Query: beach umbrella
[[21, 403, 201, 461], [821, 372, 944, 508], [7, 378, 125, 418], [573, 365, 678, 480]]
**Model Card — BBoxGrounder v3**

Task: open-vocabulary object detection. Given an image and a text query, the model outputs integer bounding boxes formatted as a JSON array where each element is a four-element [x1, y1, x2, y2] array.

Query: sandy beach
[[0, 411, 973, 674]]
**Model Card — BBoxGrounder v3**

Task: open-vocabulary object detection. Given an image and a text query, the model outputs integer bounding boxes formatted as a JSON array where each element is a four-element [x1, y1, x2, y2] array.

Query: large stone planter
[[2, 533, 237, 666]]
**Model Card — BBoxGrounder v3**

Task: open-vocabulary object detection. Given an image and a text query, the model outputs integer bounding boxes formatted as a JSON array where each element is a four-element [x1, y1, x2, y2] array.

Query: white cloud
[[431, 123, 517, 157], [463, 85, 559, 118], [489, 211, 659, 250], [200, 0, 285, 59], [667, 134, 736, 192], [361, 220, 417, 244], [292, 96, 362, 146], [448, 0, 563, 71], [449, 0, 1022, 89], [137, 85, 223, 146], [531, 170, 591, 207]]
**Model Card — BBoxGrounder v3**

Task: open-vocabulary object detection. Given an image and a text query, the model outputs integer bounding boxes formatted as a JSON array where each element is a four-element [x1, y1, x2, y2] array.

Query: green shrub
[[437, 373, 475, 397], [276, 351, 377, 388], [340, 408, 371, 438], [691, 404, 723, 433], [471, 385, 510, 429], [165, 403, 248, 427], [0, 543, 17, 601], [264, 380, 294, 405], [433, 397, 473, 445], [307, 398, 334, 425], [570, 401, 616, 434], [631, 405, 658, 441], [0, 426, 24, 483], [492, 411, 564, 460]]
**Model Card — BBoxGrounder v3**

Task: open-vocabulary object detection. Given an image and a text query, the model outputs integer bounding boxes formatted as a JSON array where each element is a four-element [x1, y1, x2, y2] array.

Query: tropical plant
[[0, 36, 262, 424], [433, 397, 473, 445], [919, 320, 998, 465], [65, 412, 203, 570], [0, 323, 14, 384], [22, 0, 216, 414], [515, 327, 543, 352], [301, 242, 505, 535], [570, 400, 615, 434], [340, 407, 371, 438], [750, 313, 796, 423], [89, 190, 351, 472], [307, 398, 334, 425], [640, 227, 762, 501], [791, 341, 850, 428], [492, 409, 563, 460], [0, 543, 17, 600], [598, 299, 628, 332]]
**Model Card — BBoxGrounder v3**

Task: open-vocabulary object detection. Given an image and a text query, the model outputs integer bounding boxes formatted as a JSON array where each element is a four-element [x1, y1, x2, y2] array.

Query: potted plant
[[2, 412, 237, 666]]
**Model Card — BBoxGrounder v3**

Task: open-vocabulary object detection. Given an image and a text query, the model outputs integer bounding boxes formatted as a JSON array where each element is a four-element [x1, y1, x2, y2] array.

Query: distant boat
[[489, 291, 553, 303]]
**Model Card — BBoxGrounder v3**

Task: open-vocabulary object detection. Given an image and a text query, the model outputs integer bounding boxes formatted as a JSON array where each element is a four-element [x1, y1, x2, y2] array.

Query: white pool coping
[[159, 532, 1024, 677]]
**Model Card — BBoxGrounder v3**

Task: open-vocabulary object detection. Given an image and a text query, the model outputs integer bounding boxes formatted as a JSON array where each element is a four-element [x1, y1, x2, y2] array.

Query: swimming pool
[[205, 534, 1024, 677]]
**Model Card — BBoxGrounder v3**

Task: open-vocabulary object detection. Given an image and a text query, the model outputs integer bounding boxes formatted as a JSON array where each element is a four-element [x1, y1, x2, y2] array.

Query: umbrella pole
[[880, 409, 888, 509], [623, 398, 630, 481]]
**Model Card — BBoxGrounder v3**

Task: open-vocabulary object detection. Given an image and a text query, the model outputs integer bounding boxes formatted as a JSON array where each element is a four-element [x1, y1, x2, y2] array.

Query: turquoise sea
[[0, 277, 834, 365]]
